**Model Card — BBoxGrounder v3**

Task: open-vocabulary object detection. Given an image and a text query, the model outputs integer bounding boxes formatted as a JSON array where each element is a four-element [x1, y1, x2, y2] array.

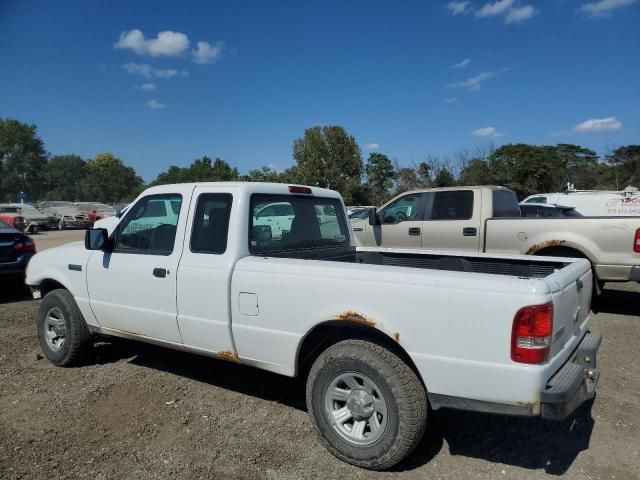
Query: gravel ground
[[0, 231, 639, 479]]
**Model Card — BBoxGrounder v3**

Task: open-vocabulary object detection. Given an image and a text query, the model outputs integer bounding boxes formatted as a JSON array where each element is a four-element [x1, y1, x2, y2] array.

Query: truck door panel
[[176, 188, 236, 354], [86, 192, 188, 343], [421, 190, 481, 252], [363, 193, 426, 248]]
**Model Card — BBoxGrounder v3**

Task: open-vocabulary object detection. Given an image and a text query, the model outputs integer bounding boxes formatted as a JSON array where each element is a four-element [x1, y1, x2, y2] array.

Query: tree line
[[1, 118, 638, 206]]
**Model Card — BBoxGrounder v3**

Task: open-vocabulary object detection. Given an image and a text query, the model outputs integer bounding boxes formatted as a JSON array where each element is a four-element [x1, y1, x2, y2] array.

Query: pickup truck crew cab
[[27, 182, 600, 470], [352, 185, 640, 286]]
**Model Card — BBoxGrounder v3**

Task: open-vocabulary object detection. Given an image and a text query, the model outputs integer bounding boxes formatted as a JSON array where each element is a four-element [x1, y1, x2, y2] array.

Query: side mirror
[[368, 207, 381, 226], [85, 228, 109, 251]]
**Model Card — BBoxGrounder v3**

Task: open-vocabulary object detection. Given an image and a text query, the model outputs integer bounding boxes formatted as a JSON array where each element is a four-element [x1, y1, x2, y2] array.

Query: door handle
[[153, 268, 167, 278], [463, 227, 477, 237], [408, 227, 421, 236]]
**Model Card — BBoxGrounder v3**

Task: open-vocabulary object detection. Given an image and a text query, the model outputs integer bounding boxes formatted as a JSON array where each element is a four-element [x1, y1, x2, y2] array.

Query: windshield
[[250, 194, 350, 253]]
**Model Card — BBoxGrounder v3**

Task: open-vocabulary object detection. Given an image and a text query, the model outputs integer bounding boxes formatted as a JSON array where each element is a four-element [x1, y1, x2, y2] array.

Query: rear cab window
[[190, 194, 233, 254], [492, 189, 521, 218], [249, 194, 350, 253]]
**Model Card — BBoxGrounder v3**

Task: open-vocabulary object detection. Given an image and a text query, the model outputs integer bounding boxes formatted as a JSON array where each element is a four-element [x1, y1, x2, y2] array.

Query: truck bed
[[262, 246, 570, 279]]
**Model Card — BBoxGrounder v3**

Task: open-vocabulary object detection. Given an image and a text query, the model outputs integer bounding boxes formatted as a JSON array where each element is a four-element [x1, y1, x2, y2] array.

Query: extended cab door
[[420, 189, 481, 252], [176, 187, 236, 354], [363, 193, 426, 248], [86, 190, 189, 343]]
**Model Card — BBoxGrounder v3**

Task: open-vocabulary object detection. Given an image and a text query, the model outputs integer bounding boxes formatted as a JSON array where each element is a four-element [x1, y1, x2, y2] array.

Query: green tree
[[554, 144, 600, 190], [152, 156, 240, 185], [82, 153, 143, 203], [606, 145, 640, 188], [488, 144, 561, 198], [292, 126, 363, 204], [365, 152, 396, 205], [244, 166, 282, 183], [393, 167, 420, 195], [416, 162, 431, 186], [459, 159, 493, 185], [433, 167, 456, 187], [43, 154, 87, 200], [0, 119, 48, 201]]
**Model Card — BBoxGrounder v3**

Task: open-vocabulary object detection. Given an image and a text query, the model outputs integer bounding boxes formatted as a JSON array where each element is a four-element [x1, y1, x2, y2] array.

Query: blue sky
[[1, 0, 638, 181]]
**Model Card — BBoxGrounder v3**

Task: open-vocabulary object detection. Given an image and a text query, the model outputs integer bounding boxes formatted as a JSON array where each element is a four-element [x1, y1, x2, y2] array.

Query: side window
[[381, 194, 423, 224], [190, 193, 233, 254], [114, 194, 182, 255], [525, 196, 547, 204], [430, 191, 474, 220]]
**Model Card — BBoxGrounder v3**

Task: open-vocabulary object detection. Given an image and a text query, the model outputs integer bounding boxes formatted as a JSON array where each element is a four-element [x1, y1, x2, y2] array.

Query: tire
[[306, 339, 427, 470], [37, 289, 91, 367]]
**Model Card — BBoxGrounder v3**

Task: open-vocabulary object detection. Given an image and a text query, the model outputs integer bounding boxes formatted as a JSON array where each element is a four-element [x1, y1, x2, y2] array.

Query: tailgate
[[546, 258, 592, 358]]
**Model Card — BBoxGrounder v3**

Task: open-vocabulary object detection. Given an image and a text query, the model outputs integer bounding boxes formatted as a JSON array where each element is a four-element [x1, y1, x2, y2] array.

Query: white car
[[522, 185, 640, 216], [26, 182, 600, 470]]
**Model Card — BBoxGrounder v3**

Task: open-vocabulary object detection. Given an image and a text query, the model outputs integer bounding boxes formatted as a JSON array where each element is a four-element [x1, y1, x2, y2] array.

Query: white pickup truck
[[26, 182, 601, 470]]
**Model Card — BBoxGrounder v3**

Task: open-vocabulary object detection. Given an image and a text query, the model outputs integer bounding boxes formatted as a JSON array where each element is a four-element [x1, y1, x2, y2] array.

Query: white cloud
[[447, 1, 470, 14], [449, 71, 496, 91], [505, 4, 536, 22], [192, 41, 224, 64], [443, 97, 459, 103], [364, 143, 380, 151], [147, 99, 166, 109], [476, 0, 515, 17], [452, 58, 471, 68], [123, 63, 189, 79], [471, 126, 504, 138], [580, 0, 637, 16], [136, 83, 157, 91], [573, 117, 622, 133], [114, 29, 190, 57], [475, 0, 536, 23]]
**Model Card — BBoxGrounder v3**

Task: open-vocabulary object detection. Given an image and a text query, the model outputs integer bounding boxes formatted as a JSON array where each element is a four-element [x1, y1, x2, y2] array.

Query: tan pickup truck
[[351, 185, 640, 286]]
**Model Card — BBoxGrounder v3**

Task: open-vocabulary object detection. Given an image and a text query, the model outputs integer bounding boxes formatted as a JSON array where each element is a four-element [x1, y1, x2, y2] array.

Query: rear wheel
[[306, 339, 427, 470], [37, 289, 91, 366]]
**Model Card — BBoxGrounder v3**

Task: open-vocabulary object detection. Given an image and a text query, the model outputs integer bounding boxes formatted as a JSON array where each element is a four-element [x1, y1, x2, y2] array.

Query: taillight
[[511, 303, 553, 364], [634, 228, 640, 253], [13, 239, 36, 253]]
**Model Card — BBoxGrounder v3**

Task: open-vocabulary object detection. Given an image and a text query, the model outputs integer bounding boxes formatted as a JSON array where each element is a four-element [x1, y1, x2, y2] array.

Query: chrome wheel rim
[[324, 371, 388, 446], [44, 308, 66, 351]]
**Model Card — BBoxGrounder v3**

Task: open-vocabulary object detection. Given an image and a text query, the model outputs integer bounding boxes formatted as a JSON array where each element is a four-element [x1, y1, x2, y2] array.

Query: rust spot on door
[[393, 332, 400, 343], [217, 350, 241, 363], [336, 311, 376, 327], [526, 239, 566, 255]]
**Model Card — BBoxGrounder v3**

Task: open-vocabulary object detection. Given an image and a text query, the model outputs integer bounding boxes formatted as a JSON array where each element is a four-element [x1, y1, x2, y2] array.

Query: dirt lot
[[1, 231, 639, 479]]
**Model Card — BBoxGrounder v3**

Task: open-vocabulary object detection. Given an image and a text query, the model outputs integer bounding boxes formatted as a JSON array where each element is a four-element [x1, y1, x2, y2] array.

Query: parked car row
[[0, 201, 121, 232]]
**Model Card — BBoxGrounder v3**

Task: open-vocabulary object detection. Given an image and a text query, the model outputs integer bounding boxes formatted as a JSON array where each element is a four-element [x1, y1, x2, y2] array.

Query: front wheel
[[37, 289, 92, 366], [306, 339, 427, 470]]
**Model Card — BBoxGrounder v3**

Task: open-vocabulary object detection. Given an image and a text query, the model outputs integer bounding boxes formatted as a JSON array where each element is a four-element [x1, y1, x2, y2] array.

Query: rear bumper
[[594, 264, 640, 282], [540, 331, 601, 420]]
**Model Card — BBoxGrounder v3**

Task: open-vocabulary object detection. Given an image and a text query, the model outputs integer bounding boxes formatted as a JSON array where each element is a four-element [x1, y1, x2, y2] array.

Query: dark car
[[0, 219, 36, 284], [519, 203, 583, 218]]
